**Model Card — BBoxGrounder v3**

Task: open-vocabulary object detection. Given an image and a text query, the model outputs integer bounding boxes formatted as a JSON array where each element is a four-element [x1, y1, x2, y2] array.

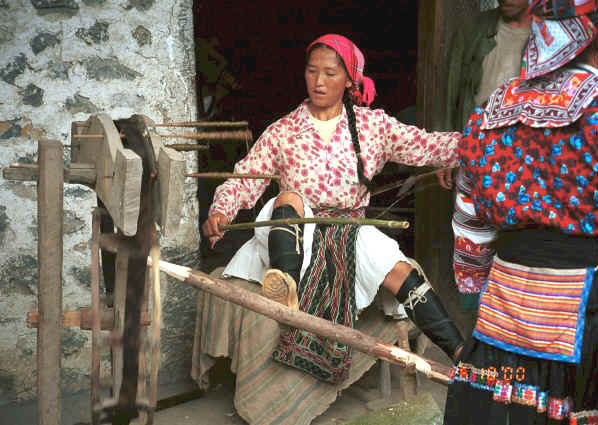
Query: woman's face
[[305, 46, 352, 111], [498, 0, 529, 20]]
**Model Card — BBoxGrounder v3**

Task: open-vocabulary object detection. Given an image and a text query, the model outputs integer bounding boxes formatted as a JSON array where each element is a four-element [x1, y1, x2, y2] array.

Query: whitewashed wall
[[0, 0, 199, 404]]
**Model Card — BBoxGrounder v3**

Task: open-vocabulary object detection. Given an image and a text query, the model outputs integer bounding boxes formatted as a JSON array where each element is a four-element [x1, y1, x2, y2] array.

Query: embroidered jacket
[[209, 101, 460, 223], [452, 66, 598, 294]]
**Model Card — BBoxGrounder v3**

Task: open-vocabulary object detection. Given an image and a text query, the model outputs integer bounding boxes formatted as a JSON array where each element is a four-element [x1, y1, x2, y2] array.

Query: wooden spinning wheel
[[71, 114, 185, 424], [5, 113, 253, 425]]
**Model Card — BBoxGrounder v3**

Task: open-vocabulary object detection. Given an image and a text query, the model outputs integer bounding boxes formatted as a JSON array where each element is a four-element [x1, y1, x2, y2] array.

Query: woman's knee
[[382, 260, 413, 295], [273, 191, 305, 216]]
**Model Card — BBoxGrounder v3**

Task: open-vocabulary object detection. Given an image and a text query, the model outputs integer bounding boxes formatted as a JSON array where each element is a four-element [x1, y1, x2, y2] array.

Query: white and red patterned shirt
[[209, 101, 461, 223]]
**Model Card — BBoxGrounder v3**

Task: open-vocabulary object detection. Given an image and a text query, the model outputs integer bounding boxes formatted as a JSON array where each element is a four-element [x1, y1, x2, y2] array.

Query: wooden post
[[415, 0, 481, 337], [378, 360, 392, 400], [396, 321, 417, 401], [37, 139, 64, 425], [91, 210, 102, 425], [415, 0, 452, 290]]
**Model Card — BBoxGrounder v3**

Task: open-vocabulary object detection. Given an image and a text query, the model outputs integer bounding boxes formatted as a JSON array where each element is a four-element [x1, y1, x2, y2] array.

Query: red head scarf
[[306, 34, 376, 106]]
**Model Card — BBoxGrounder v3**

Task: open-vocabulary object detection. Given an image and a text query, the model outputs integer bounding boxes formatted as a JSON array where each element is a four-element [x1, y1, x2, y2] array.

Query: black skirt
[[444, 229, 598, 425]]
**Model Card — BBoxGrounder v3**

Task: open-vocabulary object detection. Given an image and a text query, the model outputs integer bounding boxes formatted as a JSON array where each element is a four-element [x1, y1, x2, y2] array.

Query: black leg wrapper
[[396, 268, 464, 361], [268, 205, 304, 285]]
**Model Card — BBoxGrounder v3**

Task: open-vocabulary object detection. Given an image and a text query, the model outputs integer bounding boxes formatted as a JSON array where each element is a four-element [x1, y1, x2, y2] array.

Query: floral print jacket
[[209, 101, 460, 223]]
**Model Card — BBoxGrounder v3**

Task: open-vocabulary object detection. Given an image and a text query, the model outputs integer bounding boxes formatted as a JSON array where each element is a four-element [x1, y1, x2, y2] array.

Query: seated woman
[[446, 1, 598, 423], [202, 34, 463, 384]]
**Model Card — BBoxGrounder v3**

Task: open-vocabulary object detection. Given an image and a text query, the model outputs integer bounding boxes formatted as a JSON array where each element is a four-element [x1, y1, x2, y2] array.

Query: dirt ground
[[0, 339, 450, 425]]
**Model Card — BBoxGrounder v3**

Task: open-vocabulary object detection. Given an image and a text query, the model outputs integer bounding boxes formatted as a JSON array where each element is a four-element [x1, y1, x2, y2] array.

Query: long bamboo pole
[[152, 259, 451, 385], [371, 167, 453, 197], [186, 172, 280, 180], [159, 130, 251, 141], [220, 217, 409, 231], [155, 121, 249, 128]]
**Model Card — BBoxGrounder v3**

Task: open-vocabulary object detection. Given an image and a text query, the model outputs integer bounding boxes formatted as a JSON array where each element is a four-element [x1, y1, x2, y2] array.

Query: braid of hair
[[343, 93, 373, 194]]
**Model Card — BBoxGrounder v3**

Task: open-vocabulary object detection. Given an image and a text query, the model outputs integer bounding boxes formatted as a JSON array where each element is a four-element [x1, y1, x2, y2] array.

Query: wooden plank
[[91, 114, 142, 236], [158, 146, 185, 237], [111, 148, 142, 236], [37, 139, 64, 425]]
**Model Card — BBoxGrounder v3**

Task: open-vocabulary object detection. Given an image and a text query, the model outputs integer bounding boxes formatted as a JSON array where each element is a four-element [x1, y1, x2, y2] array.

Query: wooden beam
[[25, 308, 151, 330], [158, 146, 185, 238], [157, 260, 452, 385], [37, 139, 63, 425], [2, 163, 96, 186], [110, 148, 143, 236]]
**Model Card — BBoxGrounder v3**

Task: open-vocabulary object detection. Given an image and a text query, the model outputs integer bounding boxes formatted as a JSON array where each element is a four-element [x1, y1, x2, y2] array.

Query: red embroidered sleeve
[[452, 170, 496, 294]]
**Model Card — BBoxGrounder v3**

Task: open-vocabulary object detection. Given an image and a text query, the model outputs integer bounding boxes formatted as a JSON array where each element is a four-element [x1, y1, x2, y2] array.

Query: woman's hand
[[435, 168, 455, 190], [202, 213, 229, 248]]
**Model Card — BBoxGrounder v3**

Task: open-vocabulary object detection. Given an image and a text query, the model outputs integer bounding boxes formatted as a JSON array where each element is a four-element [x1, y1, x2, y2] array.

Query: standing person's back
[[444, 2, 598, 423]]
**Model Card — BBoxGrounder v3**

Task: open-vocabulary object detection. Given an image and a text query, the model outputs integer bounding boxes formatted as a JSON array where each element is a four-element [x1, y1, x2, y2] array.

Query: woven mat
[[191, 268, 400, 425]]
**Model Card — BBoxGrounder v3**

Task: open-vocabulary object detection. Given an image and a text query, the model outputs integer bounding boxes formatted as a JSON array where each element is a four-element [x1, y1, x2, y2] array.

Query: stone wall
[[0, 0, 199, 405]]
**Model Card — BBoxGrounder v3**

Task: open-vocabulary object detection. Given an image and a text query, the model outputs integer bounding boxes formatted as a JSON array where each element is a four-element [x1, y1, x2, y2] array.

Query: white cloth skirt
[[222, 197, 408, 317]]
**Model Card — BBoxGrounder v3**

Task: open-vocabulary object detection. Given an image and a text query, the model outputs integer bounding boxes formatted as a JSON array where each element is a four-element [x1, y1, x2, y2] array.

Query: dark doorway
[[193, 0, 418, 134], [193, 1, 420, 269]]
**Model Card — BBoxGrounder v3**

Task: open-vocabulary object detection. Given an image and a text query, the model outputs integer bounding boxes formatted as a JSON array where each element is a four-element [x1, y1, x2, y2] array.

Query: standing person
[[444, 0, 531, 137], [441, 0, 532, 314], [439, 0, 531, 189], [445, 1, 598, 423], [202, 34, 464, 384]]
